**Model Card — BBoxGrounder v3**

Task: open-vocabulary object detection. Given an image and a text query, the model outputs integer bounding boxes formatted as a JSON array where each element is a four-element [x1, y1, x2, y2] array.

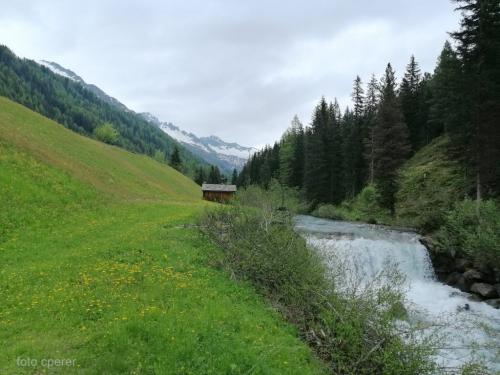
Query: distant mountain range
[[139, 113, 255, 171], [37, 60, 254, 172]]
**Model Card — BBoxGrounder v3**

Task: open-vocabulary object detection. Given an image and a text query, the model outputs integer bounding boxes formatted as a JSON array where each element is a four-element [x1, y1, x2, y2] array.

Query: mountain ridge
[[37, 59, 255, 172], [139, 112, 255, 172]]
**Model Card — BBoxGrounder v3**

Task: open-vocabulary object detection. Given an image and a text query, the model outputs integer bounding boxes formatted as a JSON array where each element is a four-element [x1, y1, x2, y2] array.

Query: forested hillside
[[236, 0, 500, 290], [238, 0, 500, 212], [0, 45, 207, 176]]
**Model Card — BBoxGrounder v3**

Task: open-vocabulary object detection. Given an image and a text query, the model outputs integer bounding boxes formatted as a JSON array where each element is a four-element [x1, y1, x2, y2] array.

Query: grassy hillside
[[395, 136, 468, 232], [0, 45, 206, 176], [0, 97, 323, 374]]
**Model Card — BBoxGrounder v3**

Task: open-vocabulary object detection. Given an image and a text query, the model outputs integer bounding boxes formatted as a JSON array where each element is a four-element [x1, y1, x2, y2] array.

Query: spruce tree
[[451, 0, 500, 199], [373, 64, 411, 212], [279, 115, 305, 188], [231, 168, 238, 185], [194, 167, 205, 186], [169, 146, 182, 170], [428, 41, 464, 136], [342, 76, 366, 197], [399, 56, 423, 150], [304, 98, 331, 204], [329, 101, 344, 203], [363, 74, 379, 184]]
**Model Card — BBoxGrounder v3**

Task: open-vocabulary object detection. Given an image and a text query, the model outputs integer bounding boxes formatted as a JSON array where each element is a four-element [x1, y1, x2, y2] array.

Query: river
[[295, 215, 500, 373]]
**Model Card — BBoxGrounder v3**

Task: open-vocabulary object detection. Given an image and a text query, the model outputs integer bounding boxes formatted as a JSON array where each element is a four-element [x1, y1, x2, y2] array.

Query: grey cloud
[[0, 0, 460, 147]]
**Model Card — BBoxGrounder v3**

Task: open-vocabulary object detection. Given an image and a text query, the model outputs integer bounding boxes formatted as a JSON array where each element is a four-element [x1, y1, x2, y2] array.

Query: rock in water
[[470, 283, 498, 299]]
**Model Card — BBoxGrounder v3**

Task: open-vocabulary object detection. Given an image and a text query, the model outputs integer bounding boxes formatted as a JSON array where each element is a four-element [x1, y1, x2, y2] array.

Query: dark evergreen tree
[[169, 146, 182, 170], [363, 74, 379, 184], [328, 101, 344, 203], [428, 41, 465, 136], [304, 98, 331, 204], [231, 168, 238, 185], [373, 64, 411, 212], [194, 167, 206, 186], [399, 55, 423, 150], [451, 0, 500, 199], [342, 76, 366, 197], [208, 166, 222, 184]]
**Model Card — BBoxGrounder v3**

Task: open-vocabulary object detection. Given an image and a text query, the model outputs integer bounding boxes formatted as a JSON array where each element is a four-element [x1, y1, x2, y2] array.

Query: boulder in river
[[454, 258, 472, 273], [463, 269, 483, 281], [470, 283, 498, 299], [485, 299, 500, 309]]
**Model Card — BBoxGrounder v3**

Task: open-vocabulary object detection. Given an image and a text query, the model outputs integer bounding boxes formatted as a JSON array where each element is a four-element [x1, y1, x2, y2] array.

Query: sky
[[0, 0, 461, 148]]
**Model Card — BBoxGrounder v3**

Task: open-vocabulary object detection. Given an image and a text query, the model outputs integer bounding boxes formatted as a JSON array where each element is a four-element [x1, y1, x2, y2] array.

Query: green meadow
[[0, 97, 323, 374]]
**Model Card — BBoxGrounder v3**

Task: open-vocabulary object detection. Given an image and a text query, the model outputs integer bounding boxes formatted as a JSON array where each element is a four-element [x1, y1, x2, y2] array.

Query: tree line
[[237, 0, 500, 213]]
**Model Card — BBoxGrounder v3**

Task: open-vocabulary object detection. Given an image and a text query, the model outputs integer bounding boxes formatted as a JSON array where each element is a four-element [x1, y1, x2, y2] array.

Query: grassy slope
[[395, 136, 467, 231], [0, 97, 323, 374]]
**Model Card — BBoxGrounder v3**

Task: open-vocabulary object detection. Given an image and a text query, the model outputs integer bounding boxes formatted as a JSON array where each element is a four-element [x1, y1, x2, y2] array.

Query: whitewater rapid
[[295, 215, 500, 373]]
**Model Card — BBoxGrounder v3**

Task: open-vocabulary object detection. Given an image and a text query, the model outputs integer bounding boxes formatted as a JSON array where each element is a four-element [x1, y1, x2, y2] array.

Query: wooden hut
[[201, 183, 237, 202]]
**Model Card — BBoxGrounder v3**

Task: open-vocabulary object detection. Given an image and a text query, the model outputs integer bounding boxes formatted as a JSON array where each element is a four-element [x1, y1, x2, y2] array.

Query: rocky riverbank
[[420, 237, 500, 309]]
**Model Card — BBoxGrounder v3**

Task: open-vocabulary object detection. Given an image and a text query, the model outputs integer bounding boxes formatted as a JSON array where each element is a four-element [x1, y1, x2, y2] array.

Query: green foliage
[[313, 184, 391, 224], [202, 185, 437, 374], [153, 149, 166, 163], [373, 63, 411, 212], [0, 45, 207, 178], [396, 136, 467, 232], [0, 97, 323, 375], [93, 122, 119, 144], [235, 180, 300, 213], [435, 199, 500, 266], [169, 145, 182, 170], [207, 165, 224, 184]]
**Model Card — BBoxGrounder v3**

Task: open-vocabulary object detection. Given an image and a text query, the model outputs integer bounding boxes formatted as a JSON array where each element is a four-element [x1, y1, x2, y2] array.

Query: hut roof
[[201, 184, 237, 192]]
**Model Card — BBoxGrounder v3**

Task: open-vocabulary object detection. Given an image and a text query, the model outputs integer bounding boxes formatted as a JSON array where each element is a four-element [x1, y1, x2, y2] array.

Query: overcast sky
[[0, 0, 460, 148]]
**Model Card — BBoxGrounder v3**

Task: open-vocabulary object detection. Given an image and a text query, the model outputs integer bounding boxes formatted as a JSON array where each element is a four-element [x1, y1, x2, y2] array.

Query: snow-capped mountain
[[37, 60, 130, 111], [36, 60, 255, 172], [140, 113, 255, 172]]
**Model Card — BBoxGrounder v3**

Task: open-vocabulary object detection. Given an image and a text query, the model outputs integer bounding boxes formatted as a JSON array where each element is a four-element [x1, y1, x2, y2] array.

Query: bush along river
[[295, 215, 500, 373]]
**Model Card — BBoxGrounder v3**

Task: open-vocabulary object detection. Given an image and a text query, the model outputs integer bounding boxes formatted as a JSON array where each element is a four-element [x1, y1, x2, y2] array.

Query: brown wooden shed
[[201, 183, 237, 202]]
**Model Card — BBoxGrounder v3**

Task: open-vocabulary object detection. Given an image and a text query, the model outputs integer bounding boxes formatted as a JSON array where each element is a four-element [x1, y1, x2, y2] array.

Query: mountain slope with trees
[[0, 45, 208, 177]]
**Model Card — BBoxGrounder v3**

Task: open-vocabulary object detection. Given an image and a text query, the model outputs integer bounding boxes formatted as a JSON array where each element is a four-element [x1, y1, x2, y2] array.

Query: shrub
[[435, 199, 500, 267], [312, 185, 391, 224], [201, 185, 437, 374], [93, 122, 119, 144]]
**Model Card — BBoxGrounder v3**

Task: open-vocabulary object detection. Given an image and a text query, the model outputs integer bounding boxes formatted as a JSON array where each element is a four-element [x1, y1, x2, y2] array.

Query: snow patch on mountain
[[37, 60, 84, 83], [140, 113, 255, 171], [35, 58, 254, 172]]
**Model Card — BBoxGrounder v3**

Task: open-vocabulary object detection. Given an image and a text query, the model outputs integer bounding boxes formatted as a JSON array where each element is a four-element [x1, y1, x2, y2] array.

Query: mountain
[[37, 58, 254, 172], [0, 45, 207, 177], [37, 60, 130, 111], [140, 113, 255, 172]]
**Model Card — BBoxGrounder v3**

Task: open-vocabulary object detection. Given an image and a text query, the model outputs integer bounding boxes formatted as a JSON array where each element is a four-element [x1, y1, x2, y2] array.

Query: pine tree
[[231, 168, 238, 185], [279, 116, 304, 188], [329, 101, 344, 203], [428, 41, 464, 136], [342, 76, 366, 197], [363, 74, 379, 184], [451, 0, 500, 200], [169, 146, 182, 170], [373, 64, 411, 212], [195, 167, 205, 186], [304, 98, 331, 204], [399, 56, 422, 150], [291, 121, 305, 189], [208, 165, 222, 184]]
